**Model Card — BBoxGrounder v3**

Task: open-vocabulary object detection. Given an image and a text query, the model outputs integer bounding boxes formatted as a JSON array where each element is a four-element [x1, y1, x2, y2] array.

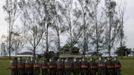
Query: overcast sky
[[0, 0, 134, 48]]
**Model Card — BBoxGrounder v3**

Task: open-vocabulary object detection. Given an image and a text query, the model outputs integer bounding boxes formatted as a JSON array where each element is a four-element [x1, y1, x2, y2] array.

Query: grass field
[[0, 57, 134, 75]]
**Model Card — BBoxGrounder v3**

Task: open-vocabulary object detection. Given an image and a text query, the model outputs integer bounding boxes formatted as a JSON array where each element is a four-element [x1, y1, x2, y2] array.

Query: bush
[[116, 46, 131, 56]]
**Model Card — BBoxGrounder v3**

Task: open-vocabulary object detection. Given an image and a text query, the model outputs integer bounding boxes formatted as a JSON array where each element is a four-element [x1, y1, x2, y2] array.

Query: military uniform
[[64, 59, 72, 75], [56, 59, 64, 75], [42, 59, 48, 75], [97, 57, 106, 75], [89, 58, 97, 75], [10, 57, 18, 75], [17, 57, 25, 75], [73, 58, 80, 75], [80, 58, 88, 75], [33, 60, 40, 75], [113, 57, 121, 75], [48, 59, 57, 75], [25, 58, 33, 75], [106, 57, 114, 75]]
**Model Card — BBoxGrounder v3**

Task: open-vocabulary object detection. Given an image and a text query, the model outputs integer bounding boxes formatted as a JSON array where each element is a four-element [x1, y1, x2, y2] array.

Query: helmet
[[113, 57, 117, 61], [82, 58, 85, 61], [90, 58, 93, 61], [73, 58, 76, 62], [49, 59, 52, 62], [57, 59, 60, 62], [98, 57, 102, 61]]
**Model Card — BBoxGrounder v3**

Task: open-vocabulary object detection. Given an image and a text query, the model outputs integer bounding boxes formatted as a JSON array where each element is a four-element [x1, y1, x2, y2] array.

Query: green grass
[[0, 58, 10, 75], [0, 57, 134, 75], [120, 58, 134, 75]]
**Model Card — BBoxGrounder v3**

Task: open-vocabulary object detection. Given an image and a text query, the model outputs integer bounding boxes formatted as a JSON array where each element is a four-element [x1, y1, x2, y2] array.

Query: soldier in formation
[[10, 57, 18, 75], [64, 58, 72, 75], [73, 58, 80, 75], [33, 59, 40, 75], [25, 57, 33, 75], [56, 59, 64, 75], [97, 57, 106, 75], [42, 59, 48, 75], [90, 58, 98, 75], [10, 56, 121, 75], [113, 57, 121, 75], [80, 58, 89, 75], [48, 58, 57, 75]]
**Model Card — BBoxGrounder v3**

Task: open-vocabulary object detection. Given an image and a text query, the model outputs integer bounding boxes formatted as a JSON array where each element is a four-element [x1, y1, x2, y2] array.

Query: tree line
[[1, 0, 126, 59]]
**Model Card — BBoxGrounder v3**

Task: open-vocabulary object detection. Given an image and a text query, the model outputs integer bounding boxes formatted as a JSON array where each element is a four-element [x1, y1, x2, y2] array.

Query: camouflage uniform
[[97, 57, 106, 75], [89, 58, 97, 75], [10, 57, 18, 75], [113, 57, 121, 75], [17, 57, 25, 75], [25, 58, 33, 75], [80, 58, 88, 75], [56, 59, 64, 75], [64, 59, 72, 75], [33, 60, 40, 75], [106, 57, 114, 75], [73, 58, 80, 75], [48, 59, 57, 75], [42, 59, 48, 75]]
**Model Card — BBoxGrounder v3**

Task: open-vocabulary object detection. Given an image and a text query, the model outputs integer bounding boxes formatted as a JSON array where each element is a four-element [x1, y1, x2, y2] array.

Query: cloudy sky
[[0, 0, 134, 48]]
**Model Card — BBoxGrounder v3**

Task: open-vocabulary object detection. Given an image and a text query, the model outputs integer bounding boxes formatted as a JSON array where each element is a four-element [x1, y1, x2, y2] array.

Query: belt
[[90, 66, 97, 69], [49, 66, 56, 68], [18, 65, 24, 69], [98, 64, 105, 67], [107, 65, 114, 68], [25, 65, 32, 68], [65, 65, 71, 69], [10, 65, 17, 69], [81, 65, 88, 69], [115, 64, 121, 68], [57, 66, 64, 69]]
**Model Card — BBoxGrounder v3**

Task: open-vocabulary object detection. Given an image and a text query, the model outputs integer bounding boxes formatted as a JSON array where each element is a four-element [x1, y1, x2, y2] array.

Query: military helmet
[[113, 57, 117, 61], [98, 57, 102, 61], [73, 58, 76, 62]]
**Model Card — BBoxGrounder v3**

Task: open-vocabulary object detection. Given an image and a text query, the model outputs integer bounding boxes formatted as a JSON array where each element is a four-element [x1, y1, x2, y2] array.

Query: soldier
[[89, 58, 97, 75], [56, 59, 64, 75], [113, 57, 121, 75], [48, 58, 57, 75], [33, 59, 40, 75], [64, 58, 72, 75], [80, 58, 88, 75], [97, 57, 106, 75], [106, 57, 114, 75], [10, 57, 18, 75], [42, 59, 48, 75], [25, 57, 33, 75], [73, 58, 80, 75], [17, 57, 25, 75]]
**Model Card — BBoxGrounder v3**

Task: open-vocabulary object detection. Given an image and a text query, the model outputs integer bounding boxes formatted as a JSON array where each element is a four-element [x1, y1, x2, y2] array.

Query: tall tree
[[105, 0, 121, 56], [3, 0, 20, 59], [19, 0, 44, 59], [60, 0, 82, 53]]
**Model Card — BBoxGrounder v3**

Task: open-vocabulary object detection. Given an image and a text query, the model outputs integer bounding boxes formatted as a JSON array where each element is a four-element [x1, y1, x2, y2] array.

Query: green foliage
[[60, 44, 80, 54], [116, 46, 131, 56]]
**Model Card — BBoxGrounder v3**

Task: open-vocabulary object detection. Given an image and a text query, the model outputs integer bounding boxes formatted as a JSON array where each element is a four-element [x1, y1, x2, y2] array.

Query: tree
[[104, 0, 121, 56], [3, 0, 20, 59], [118, 0, 126, 47], [78, 0, 106, 55], [60, 0, 82, 53], [18, 0, 44, 59], [1, 43, 7, 56], [116, 46, 131, 56], [49, 1, 69, 51]]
